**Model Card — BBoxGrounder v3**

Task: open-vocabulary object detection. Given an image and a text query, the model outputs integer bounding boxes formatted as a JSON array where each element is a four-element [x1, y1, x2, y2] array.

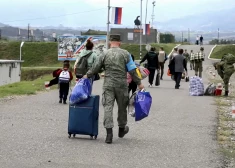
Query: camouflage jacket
[[86, 47, 141, 88], [183, 52, 190, 61]]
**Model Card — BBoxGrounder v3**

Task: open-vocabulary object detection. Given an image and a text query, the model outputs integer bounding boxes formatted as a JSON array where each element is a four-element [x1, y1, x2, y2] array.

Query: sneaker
[[63, 101, 67, 104], [59, 99, 62, 103], [148, 84, 152, 88]]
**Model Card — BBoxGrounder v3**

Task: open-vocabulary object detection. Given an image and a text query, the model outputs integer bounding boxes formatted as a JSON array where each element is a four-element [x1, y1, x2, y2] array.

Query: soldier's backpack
[[75, 52, 93, 78], [224, 53, 235, 64]]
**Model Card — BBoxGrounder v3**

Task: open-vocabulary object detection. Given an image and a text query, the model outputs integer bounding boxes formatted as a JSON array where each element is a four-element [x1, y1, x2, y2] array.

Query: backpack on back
[[224, 53, 235, 64], [59, 70, 70, 83], [158, 51, 165, 62], [75, 52, 93, 78]]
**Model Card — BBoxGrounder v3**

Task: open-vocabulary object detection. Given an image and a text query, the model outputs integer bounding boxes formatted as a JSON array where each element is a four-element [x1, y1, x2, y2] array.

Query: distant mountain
[[155, 7, 235, 31], [0, 23, 7, 27]]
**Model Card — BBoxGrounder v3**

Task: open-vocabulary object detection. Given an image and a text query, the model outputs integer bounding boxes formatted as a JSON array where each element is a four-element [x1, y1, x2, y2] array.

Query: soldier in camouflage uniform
[[213, 54, 235, 96], [194, 47, 205, 77], [83, 34, 144, 144], [183, 49, 190, 70], [189, 50, 195, 70]]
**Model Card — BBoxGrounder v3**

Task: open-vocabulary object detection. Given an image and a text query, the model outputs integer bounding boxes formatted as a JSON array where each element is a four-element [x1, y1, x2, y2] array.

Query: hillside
[[0, 42, 176, 67], [156, 7, 235, 31], [210, 45, 235, 59]]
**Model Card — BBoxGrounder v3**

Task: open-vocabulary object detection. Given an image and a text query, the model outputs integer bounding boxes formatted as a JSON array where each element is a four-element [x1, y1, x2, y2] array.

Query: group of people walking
[[46, 34, 235, 144]]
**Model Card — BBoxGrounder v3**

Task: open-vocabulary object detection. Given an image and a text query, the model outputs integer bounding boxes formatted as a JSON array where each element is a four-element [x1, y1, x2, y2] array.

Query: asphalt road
[[0, 45, 223, 168]]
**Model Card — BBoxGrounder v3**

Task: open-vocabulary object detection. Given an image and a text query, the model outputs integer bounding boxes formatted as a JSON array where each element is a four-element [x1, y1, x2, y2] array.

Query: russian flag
[[143, 24, 150, 35], [111, 7, 122, 24]]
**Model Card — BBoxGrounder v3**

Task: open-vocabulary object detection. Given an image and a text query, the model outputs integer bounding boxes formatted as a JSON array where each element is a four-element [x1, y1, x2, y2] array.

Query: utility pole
[[140, 0, 143, 60], [151, 1, 156, 28], [188, 28, 190, 44], [182, 31, 183, 43], [28, 23, 30, 41], [106, 0, 111, 50], [145, 0, 149, 44]]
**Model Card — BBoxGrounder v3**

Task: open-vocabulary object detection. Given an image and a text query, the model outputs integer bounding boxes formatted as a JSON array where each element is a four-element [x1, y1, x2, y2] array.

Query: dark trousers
[[128, 81, 137, 95], [159, 62, 164, 78], [174, 72, 182, 88], [148, 68, 156, 85], [59, 83, 69, 101]]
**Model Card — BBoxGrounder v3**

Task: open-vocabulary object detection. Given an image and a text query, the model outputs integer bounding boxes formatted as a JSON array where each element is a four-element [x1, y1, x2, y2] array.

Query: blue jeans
[[174, 72, 182, 88]]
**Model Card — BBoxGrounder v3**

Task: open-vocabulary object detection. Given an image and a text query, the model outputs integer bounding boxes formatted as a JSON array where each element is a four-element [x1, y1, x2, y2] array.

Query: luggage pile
[[189, 76, 204, 96]]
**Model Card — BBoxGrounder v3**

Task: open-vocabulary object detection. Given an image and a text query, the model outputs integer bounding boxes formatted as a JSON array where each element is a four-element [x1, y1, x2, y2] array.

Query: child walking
[[128, 54, 137, 94], [57, 61, 73, 104]]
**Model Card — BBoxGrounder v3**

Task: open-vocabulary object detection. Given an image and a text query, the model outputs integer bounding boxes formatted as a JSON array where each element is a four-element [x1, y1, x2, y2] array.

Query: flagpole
[[140, 0, 143, 60], [106, 0, 111, 50]]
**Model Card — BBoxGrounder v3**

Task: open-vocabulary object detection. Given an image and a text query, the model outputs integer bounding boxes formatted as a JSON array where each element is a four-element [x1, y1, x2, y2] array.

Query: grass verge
[[206, 65, 235, 166], [0, 42, 177, 67], [210, 45, 235, 59], [0, 74, 57, 98]]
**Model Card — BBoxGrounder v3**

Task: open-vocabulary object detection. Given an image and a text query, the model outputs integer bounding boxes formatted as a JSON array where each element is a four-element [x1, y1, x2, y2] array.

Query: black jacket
[[140, 51, 159, 69]]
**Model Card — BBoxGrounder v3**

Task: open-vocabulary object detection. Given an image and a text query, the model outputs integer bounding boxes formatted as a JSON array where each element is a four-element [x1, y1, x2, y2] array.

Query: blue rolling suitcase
[[68, 95, 99, 139]]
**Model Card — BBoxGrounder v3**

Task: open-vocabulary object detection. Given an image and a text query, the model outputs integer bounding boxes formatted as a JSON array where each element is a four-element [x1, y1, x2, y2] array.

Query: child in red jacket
[[57, 61, 73, 104]]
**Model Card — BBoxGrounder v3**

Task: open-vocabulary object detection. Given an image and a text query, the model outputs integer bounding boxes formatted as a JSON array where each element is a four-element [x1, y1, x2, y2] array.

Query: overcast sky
[[0, 0, 234, 28]]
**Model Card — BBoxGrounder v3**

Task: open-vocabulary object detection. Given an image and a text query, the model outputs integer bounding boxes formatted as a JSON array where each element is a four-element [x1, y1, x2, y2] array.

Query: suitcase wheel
[[73, 134, 76, 138], [68, 134, 71, 139], [90, 135, 98, 140]]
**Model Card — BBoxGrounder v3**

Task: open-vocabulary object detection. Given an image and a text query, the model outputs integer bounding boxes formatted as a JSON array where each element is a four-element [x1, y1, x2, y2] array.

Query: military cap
[[109, 34, 121, 41]]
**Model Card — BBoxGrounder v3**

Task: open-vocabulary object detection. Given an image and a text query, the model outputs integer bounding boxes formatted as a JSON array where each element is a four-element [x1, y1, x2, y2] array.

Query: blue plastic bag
[[69, 78, 92, 105], [134, 91, 152, 121]]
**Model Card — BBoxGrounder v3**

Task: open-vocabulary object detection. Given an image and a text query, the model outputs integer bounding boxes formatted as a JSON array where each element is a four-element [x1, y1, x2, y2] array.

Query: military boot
[[224, 91, 229, 97], [105, 128, 113, 144], [118, 126, 129, 138]]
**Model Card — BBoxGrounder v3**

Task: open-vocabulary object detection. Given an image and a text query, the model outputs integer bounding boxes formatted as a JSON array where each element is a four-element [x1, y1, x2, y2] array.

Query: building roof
[[0, 59, 24, 63]]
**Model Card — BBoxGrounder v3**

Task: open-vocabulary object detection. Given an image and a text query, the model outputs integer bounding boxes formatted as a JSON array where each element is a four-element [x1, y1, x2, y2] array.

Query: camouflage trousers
[[102, 87, 129, 128], [217, 68, 234, 91], [195, 62, 203, 77]]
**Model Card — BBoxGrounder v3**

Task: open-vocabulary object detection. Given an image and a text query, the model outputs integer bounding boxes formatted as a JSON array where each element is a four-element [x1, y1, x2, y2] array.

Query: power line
[[2, 8, 106, 23]]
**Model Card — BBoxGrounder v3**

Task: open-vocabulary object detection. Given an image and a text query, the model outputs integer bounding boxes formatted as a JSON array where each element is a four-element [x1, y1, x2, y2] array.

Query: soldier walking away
[[194, 47, 205, 78], [213, 53, 235, 96], [83, 34, 144, 144], [200, 35, 204, 45], [140, 47, 160, 87], [183, 49, 190, 69], [169, 49, 188, 89], [158, 47, 167, 80], [189, 50, 195, 70]]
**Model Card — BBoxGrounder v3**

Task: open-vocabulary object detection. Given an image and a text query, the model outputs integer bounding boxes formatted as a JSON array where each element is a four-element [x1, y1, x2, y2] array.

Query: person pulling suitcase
[[83, 34, 144, 144]]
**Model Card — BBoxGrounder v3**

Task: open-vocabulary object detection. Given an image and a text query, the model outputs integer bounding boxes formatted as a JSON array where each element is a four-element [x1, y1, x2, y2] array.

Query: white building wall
[[0, 62, 21, 86]]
